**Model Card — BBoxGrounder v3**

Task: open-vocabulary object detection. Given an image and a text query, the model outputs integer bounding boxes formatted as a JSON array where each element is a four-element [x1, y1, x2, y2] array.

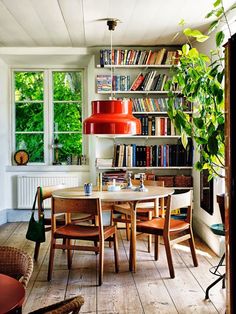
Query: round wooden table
[[0, 273, 25, 313], [52, 186, 174, 272]]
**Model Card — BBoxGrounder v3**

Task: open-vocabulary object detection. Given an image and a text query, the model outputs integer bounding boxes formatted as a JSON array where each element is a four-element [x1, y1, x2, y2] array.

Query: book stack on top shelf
[[99, 48, 179, 66]]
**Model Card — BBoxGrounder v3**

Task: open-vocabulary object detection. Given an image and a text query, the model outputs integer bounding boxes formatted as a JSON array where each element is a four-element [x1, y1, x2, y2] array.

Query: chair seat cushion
[[114, 202, 154, 211], [137, 217, 190, 234], [54, 224, 115, 240]]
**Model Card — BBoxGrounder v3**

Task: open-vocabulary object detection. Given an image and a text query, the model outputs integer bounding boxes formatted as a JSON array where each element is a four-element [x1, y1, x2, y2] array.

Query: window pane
[[15, 72, 44, 101], [53, 72, 82, 101], [54, 103, 82, 132], [15, 102, 43, 132], [16, 134, 44, 163], [54, 134, 82, 163]]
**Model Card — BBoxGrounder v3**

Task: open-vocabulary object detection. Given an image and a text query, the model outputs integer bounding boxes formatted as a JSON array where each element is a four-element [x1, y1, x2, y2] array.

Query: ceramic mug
[[84, 183, 92, 196]]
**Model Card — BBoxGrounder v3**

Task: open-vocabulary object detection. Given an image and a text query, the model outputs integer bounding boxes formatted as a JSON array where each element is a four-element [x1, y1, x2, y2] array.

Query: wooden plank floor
[[0, 222, 226, 314]]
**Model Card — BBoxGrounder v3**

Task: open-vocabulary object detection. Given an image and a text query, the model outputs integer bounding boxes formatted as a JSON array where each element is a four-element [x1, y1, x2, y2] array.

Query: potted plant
[[165, 0, 236, 179]]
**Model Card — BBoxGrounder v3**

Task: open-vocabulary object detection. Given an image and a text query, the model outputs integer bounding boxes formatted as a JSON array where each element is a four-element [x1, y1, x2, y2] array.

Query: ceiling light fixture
[[83, 19, 141, 135]]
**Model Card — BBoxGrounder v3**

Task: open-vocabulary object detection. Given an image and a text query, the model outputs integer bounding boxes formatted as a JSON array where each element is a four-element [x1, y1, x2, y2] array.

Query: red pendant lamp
[[83, 19, 141, 135]]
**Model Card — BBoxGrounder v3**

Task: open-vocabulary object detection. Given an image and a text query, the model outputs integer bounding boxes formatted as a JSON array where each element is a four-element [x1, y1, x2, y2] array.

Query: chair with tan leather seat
[[112, 179, 165, 252], [136, 190, 198, 278], [34, 185, 94, 261], [47, 197, 119, 286]]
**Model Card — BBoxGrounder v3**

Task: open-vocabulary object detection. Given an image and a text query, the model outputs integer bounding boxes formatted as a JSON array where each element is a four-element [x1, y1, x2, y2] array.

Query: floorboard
[[0, 223, 225, 314]]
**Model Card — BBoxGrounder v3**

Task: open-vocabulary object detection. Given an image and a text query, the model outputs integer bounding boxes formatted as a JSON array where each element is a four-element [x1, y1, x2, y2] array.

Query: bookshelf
[[93, 46, 193, 190]]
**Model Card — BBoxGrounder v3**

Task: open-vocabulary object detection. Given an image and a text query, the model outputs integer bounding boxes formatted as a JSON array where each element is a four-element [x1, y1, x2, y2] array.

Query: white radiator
[[17, 175, 80, 209]]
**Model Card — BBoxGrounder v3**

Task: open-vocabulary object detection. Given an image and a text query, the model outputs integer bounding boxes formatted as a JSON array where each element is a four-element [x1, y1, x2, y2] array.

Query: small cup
[[84, 183, 92, 196]]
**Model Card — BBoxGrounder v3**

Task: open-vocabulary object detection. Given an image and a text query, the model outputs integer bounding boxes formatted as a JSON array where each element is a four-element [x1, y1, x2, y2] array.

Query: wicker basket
[[156, 176, 174, 187], [174, 175, 193, 187]]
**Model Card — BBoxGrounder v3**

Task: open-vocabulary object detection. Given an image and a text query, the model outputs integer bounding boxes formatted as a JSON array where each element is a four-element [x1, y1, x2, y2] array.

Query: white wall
[[0, 58, 9, 223]]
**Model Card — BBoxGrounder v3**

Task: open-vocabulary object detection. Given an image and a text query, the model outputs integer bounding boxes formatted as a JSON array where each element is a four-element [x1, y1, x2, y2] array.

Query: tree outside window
[[14, 70, 83, 164]]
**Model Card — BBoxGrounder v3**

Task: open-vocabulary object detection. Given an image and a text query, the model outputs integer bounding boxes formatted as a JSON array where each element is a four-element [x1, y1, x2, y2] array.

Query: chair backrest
[[51, 197, 103, 234], [132, 179, 164, 187], [37, 184, 65, 214], [165, 190, 192, 230], [0, 246, 33, 289]]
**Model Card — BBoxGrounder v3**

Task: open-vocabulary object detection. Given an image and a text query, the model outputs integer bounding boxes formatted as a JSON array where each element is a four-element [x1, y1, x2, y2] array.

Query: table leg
[[129, 201, 137, 272]]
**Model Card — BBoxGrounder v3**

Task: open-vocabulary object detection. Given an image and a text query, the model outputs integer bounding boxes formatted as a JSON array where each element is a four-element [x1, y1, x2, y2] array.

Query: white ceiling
[[0, 0, 235, 48]]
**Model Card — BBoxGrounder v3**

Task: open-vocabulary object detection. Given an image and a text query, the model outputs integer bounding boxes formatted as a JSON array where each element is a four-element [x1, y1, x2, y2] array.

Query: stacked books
[[131, 97, 192, 112], [96, 75, 130, 92], [130, 71, 168, 91], [99, 48, 180, 66]]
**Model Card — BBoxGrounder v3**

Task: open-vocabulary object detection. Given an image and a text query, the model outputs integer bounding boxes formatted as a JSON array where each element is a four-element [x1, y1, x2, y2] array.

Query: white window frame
[[11, 67, 85, 166]]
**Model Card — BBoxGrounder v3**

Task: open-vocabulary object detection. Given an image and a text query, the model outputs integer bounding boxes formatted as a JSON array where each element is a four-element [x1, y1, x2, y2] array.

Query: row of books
[[130, 72, 168, 91], [131, 97, 192, 112], [97, 75, 130, 92], [113, 141, 193, 167], [96, 72, 169, 92], [99, 48, 179, 66], [137, 116, 179, 136]]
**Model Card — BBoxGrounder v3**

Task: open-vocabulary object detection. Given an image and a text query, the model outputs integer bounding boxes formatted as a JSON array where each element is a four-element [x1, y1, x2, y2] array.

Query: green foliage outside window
[[14, 71, 83, 163]]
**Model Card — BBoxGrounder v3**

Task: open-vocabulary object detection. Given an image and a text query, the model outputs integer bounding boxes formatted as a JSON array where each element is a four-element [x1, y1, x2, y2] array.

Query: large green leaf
[[216, 31, 225, 47]]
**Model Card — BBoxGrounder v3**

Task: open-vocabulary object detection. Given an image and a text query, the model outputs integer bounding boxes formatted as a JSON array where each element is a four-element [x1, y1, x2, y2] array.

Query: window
[[13, 69, 83, 165]]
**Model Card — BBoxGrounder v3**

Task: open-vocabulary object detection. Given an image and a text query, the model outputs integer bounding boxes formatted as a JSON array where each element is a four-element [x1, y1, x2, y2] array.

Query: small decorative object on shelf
[[135, 173, 148, 192], [126, 171, 133, 189], [52, 138, 62, 165], [14, 149, 29, 165]]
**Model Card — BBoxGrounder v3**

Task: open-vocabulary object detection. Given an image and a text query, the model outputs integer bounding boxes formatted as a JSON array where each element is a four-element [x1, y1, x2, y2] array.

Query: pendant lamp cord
[[110, 28, 114, 99]]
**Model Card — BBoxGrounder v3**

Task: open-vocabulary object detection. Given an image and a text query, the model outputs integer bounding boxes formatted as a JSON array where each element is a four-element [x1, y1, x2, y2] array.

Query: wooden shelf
[[96, 64, 174, 69], [96, 135, 185, 139], [97, 90, 180, 95], [96, 166, 193, 170], [133, 111, 192, 115]]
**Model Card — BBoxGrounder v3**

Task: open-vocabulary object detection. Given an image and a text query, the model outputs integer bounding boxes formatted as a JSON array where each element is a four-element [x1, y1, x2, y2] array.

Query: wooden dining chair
[[34, 184, 94, 261], [47, 197, 119, 286], [112, 179, 165, 252], [136, 190, 198, 278]]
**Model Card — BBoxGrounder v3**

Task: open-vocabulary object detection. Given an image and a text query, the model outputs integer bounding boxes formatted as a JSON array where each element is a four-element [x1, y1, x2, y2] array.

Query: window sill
[[5, 165, 90, 172]]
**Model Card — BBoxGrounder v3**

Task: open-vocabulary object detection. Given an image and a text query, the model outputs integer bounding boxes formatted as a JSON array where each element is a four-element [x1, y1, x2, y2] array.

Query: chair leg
[[47, 239, 56, 281], [188, 228, 198, 267], [67, 239, 72, 269], [147, 211, 152, 253], [125, 215, 130, 241], [62, 238, 66, 251], [34, 242, 40, 261], [113, 231, 119, 273], [154, 235, 159, 260], [148, 235, 152, 253], [94, 241, 99, 254], [163, 235, 175, 278], [98, 239, 104, 286]]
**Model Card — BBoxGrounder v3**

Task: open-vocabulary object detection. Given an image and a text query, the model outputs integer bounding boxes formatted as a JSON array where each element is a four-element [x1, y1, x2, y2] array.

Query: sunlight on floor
[[173, 243, 213, 258]]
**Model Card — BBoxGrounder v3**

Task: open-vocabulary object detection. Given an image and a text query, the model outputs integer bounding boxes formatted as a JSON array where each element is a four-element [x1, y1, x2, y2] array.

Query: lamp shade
[[83, 99, 141, 135]]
